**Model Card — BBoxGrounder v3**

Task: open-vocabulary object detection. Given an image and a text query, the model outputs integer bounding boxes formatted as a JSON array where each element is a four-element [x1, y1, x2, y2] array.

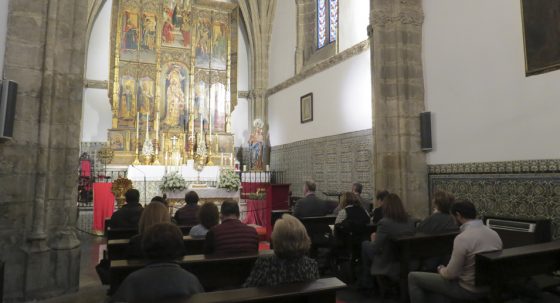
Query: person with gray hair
[[243, 214, 319, 287]]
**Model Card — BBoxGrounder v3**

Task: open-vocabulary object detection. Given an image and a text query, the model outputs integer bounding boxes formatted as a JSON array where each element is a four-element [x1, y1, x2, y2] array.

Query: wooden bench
[[175, 277, 346, 303], [106, 225, 193, 240], [107, 235, 205, 260], [476, 240, 560, 303], [109, 250, 274, 294], [393, 231, 459, 301]]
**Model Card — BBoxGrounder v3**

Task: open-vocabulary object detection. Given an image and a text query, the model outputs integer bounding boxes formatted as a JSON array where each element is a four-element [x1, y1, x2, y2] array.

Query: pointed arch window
[[317, 0, 338, 49]]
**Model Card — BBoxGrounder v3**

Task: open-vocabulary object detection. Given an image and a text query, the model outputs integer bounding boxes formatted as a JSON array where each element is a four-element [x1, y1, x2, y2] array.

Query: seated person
[[408, 200, 502, 303], [353, 183, 373, 212], [174, 191, 200, 226], [417, 190, 458, 234], [334, 192, 370, 233], [189, 202, 219, 238], [371, 190, 389, 224], [127, 201, 171, 259], [243, 214, 319, 287], [110, 223, 204, 302], [293, 180, 329, 218], [360, 193, 416, 287], [109, 189, 144, 229], [150, 195, 168, 207], [204, 200, 259, 256]]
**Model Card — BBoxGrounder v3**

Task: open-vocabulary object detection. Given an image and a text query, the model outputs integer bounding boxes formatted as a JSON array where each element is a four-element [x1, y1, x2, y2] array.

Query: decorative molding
[[428, 159, 560, 175], [371, 10, 424, 27], [267, 39, 370, 97], [238, 90, 249, 99], [84, 79, 109, 89]]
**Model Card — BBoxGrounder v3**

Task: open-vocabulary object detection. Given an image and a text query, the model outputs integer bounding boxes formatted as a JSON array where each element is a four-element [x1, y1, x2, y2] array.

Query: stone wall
[[270, 129, 374, 198], [0, 0, 88, 301]]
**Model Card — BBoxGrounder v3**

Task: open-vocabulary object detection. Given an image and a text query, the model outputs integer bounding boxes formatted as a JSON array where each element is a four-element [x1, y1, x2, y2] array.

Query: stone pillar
[[369, 0, 429, 217], [0, 0, 87, 300]]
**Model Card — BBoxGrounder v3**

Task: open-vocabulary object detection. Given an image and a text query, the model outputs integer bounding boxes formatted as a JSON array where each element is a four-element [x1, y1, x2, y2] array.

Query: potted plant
[[217, 168, 241, 192], [160, 171, 186, 192]]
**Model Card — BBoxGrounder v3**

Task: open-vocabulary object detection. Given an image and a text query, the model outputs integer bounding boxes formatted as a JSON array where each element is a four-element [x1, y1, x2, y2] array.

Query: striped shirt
[[204, 218, 259, 256]]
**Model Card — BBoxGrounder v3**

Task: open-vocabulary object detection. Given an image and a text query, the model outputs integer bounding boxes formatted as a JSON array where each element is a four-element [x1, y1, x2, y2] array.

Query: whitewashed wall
[[268, 0, 371, 146], [423, 0, 560, 164], [0, 0, 10, 77], [82, 0, 250, 146]]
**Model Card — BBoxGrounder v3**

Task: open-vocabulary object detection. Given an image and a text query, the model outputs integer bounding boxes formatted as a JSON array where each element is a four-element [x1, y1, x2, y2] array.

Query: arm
[[293, 201, 303, 217], [370, 219, 389, 254], [203, 230, 215, 255], [439, 237, 466, 279], [335, 209, 347, 224]]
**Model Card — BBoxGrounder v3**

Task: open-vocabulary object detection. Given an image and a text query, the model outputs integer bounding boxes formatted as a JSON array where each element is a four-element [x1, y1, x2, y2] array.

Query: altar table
[[126, 160, 221, 182]]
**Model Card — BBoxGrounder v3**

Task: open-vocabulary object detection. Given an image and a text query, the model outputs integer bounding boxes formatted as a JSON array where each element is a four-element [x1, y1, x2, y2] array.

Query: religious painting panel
[[216, 134, 234, 154], [211, 14, 229, 70], [139, 12, 158, 63], [160, 48, 190, 65], [162, 0, 192, 48], [194, 69, 210, 132], [117, 63, 139, 125], [109, 131, 126, 151], [194, 10, 212, 68], [160, 62, 189, 128], [120, 10, 140, 61], [210, 70, 227, 133], [137, 64, 157, 120]]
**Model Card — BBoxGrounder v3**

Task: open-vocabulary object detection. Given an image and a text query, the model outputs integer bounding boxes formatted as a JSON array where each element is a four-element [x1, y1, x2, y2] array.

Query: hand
[[437, 265, 444, 273], [370, 232, 376, 241]]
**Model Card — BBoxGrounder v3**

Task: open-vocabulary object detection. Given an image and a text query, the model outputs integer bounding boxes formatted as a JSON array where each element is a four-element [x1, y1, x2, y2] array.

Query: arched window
[[317, 0, 338, 49]]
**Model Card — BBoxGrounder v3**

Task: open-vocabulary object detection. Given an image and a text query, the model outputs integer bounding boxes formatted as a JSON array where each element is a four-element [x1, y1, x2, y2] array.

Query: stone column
[[369, 0, 429, 217]]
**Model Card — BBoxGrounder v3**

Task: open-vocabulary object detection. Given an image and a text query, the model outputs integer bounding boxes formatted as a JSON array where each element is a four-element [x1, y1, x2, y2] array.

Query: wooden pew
[[107, 235, 205, 260], [476, 240, 560, 303], [106, 225, 193, 240], [393, 231, 459, 302], [178, 277, 346, 303], [299, 215, 337, 256], [110, 250, 274, 294]]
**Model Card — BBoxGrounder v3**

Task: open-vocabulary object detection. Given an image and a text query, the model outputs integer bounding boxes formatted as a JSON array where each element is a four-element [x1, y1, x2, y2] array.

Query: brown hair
[[272, 214, 311, 259], [142, 222, 185, 260], [340, 191, 360, 209], [198, 202, 219, 229], [185, 191, 199, 205], [138, 202, 170, 234], [433, 190, 454, 214], [382, 193, 408, 223]]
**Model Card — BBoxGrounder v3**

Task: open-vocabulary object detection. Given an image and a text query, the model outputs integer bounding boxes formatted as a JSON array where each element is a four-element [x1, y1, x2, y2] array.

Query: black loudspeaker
[[420, 111, 432, 151], [0, 80, 18, 139]]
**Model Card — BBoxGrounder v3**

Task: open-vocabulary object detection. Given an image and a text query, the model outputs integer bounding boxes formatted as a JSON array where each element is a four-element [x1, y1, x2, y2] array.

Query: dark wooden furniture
[[109, 250, 274, 294], [107, 235, 205, 260], [179, 277, 346, 303], [483, 215, 551, 249], [271, 210, 292, 227], [476, 240, 560, 303], [1, 260, 4, 303], [393, 231, 459, 302], [106, 225, 193, 240]]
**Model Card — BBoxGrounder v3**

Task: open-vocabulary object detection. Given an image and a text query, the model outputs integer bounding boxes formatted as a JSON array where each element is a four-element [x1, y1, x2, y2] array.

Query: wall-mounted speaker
[[420, 111, 432, 151], [0, 80, 18, 139]]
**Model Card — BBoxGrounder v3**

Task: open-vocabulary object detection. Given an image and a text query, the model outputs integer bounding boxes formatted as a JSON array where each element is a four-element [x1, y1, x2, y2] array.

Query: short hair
[[198, 202, 219, 229], [141, 223, 185, 260], [138, 202, 171, 234], [150, 196, 167, 206], [185, 191, 200, 205], [451, 199, 477, 220], [375, 190, 390, 201], [382, 193, 408, 223], [304, 180, 316, 192], [340, 191, 360, 209], [272, 214, 311, 259], [125, 189, 140, 204], [352, 183, 363, 194], [433, 190, 454, 214], [220, 199, 240, 217]]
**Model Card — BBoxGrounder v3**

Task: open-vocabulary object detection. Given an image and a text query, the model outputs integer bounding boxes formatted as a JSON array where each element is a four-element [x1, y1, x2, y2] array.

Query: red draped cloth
[[243, 199, 269, 227], [80, 160, 91, 177], [93, 183, 115, 233]]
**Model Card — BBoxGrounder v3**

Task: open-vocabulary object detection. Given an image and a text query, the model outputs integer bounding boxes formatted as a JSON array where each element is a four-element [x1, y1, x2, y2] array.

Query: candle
[[230, 153, 234, 167], [266, 164, 270, 171], [220, 153, 224, 166], [155, 113, 159, 140], [135, 112, 140, 144], [243, 165, 247, 171], [146, 113, 149, 134]]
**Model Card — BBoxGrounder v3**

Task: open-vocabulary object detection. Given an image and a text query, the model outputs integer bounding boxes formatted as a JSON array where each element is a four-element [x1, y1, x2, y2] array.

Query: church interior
[[1, 0, 560, 302]]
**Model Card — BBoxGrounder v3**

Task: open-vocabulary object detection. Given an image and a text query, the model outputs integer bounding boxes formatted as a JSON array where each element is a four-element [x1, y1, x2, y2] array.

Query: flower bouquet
[[217, 168, 241, 192], [160, 171, 186, 192]]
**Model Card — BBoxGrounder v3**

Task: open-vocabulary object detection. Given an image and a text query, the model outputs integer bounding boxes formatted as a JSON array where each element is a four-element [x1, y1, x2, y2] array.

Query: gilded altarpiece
[[108, 0, 238, 165]]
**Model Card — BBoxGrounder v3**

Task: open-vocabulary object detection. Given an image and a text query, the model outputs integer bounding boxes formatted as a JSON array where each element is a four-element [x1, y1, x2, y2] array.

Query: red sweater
[[204, 219, 259, 256]]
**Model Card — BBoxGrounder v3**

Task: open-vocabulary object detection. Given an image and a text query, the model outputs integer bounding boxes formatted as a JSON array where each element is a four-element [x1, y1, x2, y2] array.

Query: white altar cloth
[[165, 187, 239, 200], [127, 160, 221, 182]]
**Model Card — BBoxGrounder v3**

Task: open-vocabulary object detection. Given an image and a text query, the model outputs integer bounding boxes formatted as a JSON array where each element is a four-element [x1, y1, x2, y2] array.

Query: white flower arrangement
[[217, 168, 241, 192], [160, 171, 186, 192]]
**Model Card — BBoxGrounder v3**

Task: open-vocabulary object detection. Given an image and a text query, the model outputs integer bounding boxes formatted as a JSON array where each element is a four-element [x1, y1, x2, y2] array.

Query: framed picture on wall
[[300, 93, 313, 123]]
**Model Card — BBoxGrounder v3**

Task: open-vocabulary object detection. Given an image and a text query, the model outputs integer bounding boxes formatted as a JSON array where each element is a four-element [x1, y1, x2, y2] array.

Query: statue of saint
[[249, 119, 265, 170]]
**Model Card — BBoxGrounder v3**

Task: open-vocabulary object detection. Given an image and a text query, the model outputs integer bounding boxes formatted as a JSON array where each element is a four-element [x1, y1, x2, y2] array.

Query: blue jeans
[[408, 272, 485, 303]]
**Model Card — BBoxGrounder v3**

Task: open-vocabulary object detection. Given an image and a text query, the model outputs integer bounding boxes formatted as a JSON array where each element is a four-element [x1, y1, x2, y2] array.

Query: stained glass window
[[317, 0, 338, 49]]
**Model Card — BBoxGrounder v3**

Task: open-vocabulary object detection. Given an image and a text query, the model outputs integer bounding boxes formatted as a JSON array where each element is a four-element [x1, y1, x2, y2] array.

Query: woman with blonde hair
[[127, 201, 172, 258], [243, 214, 319, 287]]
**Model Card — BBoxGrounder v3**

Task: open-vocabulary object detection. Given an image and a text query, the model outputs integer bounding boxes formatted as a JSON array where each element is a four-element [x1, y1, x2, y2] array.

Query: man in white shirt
[[408, 200, 502, 303]]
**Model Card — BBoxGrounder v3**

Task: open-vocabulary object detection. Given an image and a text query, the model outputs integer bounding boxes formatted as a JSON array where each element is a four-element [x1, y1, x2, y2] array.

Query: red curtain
[[93, 183, 115, 233]]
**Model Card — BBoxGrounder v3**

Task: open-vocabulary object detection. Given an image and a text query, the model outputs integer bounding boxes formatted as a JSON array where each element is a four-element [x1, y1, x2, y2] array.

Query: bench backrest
[[110, 250, 274, 293], [394, 231, 458, 260], [106, 225, 193, 240], [107, 235, 205, 260]]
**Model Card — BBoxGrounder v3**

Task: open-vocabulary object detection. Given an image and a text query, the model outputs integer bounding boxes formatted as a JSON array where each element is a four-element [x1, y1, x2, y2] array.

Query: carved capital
[[372, 9, 424, 27]]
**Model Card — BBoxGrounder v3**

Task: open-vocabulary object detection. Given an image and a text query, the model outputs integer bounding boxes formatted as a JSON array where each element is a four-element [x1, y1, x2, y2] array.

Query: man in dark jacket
[[293, 181, 329, 218], [174, 190, 200, 226], [109, 189, 144, 229]]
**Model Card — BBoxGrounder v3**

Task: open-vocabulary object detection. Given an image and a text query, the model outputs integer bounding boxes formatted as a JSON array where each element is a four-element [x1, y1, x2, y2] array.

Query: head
[[141, 223, 185, 260], [303, 180, 316, 195], [198, 202, 220, 229], [220, 199, 240, 220], [450, 199, 477, 226], [125, 189, 140, 204], [375, 190, 390, 207], [150, 196, 167, 206], [271, 214, 311, 259], [433, 190, 454, 214], [352, 183, 363, 195], [138, 202, 171, 234], [382, 193, 408, 223], [340, 191, 360, 209], [185, 191, 199, 205]]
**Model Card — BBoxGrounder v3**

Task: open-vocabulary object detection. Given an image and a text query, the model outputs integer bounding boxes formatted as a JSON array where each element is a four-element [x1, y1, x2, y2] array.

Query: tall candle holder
[[132, 113, 141, 165], [206, 135, 214, 166]]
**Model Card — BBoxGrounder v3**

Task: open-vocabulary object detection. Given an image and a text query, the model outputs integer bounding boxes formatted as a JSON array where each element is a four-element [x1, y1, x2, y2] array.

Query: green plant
[[218, 168, 241, 192], [160, 171, 186, 192]]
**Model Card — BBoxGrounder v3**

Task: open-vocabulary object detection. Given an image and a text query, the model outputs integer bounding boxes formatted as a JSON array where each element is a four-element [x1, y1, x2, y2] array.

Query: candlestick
[[230, 153, 234, 167], [146, 113, 149, 134], [155, 113, 159, 140], [220, 153, 224, 166]]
